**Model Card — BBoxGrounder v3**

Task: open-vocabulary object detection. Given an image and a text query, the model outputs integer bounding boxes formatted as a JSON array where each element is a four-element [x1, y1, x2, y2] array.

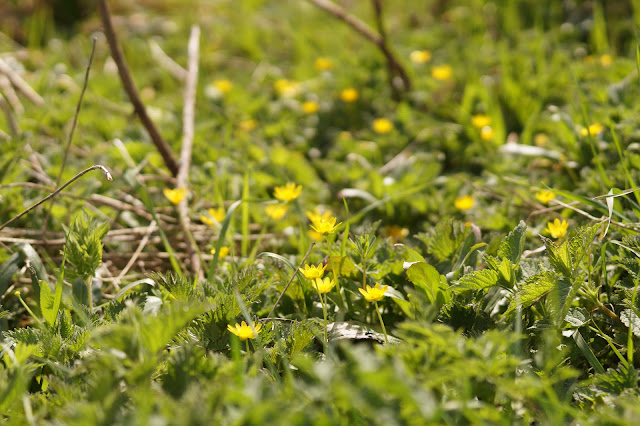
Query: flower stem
[[86, 276, 93, 313], [374, 301, 388, 344], [14, 291, 43, 327], [321, 292, 328, 344], [246, 340, 250, 353]]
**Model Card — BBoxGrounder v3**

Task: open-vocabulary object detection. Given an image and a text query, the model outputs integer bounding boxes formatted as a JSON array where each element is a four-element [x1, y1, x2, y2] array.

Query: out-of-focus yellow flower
[[308, 229, 324, 241], [534, 133, 549, 146], [546, 218, 568, 239], [227, 321, 261, 340], [600, 54, 612, 67], [431, 64, 452, 80], [239, 119, 258, 132], [211, 246, 230, 258], [372, 118, 394, 134], [358, 283, 388, 302], [214, 79, 233, 93], [201, 215, 215, 226], [310, 215, 341, 234], [314, 57, 334, 71], [302, 101, 319, 114], [163, 187, 187, 205], [300, 263, 326, 280], [385, 225, 409, 242], [274, 182, 302, 202], [471, 114, 491, 129], [265, 203, 289, 220], [410, 50, 431, 64], [209, 207, 225, 222], [340, 88, 359, 103], [580, 123, 605, 137], [307, 209, 333, 224], [454, 195, 474, 211], [535, 190, 556, 205], [274, 79, 299, 97], [480, 126, 495, 141], [314, 277, 335, 294]]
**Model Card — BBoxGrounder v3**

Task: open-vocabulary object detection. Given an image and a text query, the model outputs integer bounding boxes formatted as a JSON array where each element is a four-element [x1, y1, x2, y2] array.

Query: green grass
[[2, 0, 640, 423]]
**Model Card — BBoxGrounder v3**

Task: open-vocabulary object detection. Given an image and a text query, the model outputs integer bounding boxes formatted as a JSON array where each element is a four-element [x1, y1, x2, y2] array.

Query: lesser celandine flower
[[307, 229, 324, 241], [471, 114, 491, 129], [480, 126, 495, 141], [209, 207, 225, 222], [534, 133, 549, 146], [265, 203, 289, 220], [273, 182, 302, 202], [359, 283, 388, 302], [535, 190, 556, 205], [211, 246, 230, 258], [454, 195, 474, 211], [214, 79, 233, 93], [227, 321, 262, 341], [300, 263, 326, 280], [385, 225, 409, 243], [314, 57, 334, 71], [274, 79, 299, 97], [410, 50, 431, 64], [340, 88, 359, 103], [372, 118, 394, 134], [302, 101, 319, 114], [163, 187, 187, 205], [310, 215, 341, 234], [307, 209, 333, 224], [546, 218, 568, 239], [600, 54, 612, 67], [200, 215, 215, 227], [314, 277, 335, 294], [580, 123, 605, 137], [431, 64, 452, 80]]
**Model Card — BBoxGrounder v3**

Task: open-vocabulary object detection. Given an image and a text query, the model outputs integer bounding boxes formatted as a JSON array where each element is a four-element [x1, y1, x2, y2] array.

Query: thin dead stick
[[309, 0, 410, 95], [42, 37, 97, 234], [114, 219, 157, 286], [0, 165, 112, 231], [0, 92, 18, 137], [149, 40, 187, 81], [177, 25, 203, 276], [267, 242, 315, 319], [96, 0, 179, 177], [0, 74, 24, 114], [0, 57, 44, 106]]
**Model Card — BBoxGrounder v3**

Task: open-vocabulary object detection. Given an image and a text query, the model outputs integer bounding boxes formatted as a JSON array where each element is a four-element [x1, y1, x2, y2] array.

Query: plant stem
[[245, 340, 250, 353], [86, 276, 93, 313], [374, 301, 388, 344], [320, 291, 328, 344], [14, 292, 43, 327]]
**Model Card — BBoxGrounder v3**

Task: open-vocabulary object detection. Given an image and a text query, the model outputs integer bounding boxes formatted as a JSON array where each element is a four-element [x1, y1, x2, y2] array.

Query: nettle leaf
[[406, 262, 447, 304], [64, 211, 110, 281], [498, 220, 527, 264], [39, 280, 56, 327], [548, 276, 578, 326], [327, 256, 359, 278], [453, 268, 500, 292], [542, 236, 572, 278], [565, 307, 589, 327], [569, 223, 601, 266], [504, 271, 558, 316], [417, 220, 469, 262], [621, 309, 640, 337]]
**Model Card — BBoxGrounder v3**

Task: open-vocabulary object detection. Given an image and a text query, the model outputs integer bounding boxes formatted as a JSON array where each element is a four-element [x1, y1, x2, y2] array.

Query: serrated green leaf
[[498, 220, 527, 264], [497, 257, 515, 285], [454, 268, 500, 292], [327, 256, 359, 278], [621, 309, 640, 337], [543, 236, 572, 278], [565, 307, 589, 327], [504, 271, 557, 315]]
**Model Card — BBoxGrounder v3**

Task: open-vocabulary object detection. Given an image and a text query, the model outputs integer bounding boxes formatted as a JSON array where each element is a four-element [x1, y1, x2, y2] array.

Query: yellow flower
[[163, 187, 187, 205], [302, 101, 319, 114], [471, 114, 491, 129], [274, 79, 299, 97], [239, 119, 258, 132], [372, 118, 394, 134], [580, 123, 605, 137], [273, 182, 302, 202], [310, 215, 341, 234], [314, 277, 335, 294], [227, 321, 262, 341], [265, 203, 289, 220], [410, 50, 431, 64], [211, 246, 230, 258], [480, 126, 495, 141], [454, 195, 474, 211], [534, 133, 549, 146], [307, 209, 333, 223], [546, 218, 568, 239], [307, 229, 324, 241], [340, 88, 359, 103], [431, 64, 452, 80], [600, 54, 612, 67], [300, 263, 326, 280], [535, 190, 556, 205], [385, 225, 409, 243], [209, 207, 225, 222], [200, 215, 215, 226], [214, 79, 233, 94], [358, 283, 388, 302], [314, 57, 334, 71]]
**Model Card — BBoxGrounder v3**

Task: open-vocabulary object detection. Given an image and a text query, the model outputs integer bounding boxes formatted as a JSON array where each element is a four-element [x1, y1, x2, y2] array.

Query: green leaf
[[504, 271, 557, 316], [498, 220, 527, 264], [327, 256, 359, 278], [39, 280, 56, 327], [565, 307, 589, 328], [572, 329, 605, 374], [453, 268, 500, 292], [406, 262, 446, 303], [542, 236, 572, 278], [621, 309, 640, 337]]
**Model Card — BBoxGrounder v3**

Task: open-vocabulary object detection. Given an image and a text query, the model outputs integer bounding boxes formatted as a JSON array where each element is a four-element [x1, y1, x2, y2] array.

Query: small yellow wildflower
[[314, 57, 334, 71], [265, 203, 289, 220], [431, 64, 452, 80], [600, 54, 612, 67], [274, 182, 302, 202], [340, 88, 359, 103], [163, 187, 187, 205], [310, 215, 341, 234], [274, 79, 299, 97], [580, 123, 605, 137], [385, 225, 409, 242], [534, 133, 549, 146], [302, 101, 319, 114], [227, 321, 262, 341], [471, 114, 491, 129], [535, 190, 556, 205], [546, 218, 568, 239], [307, 209, 333, 223], [300, 263, 326, 280], [209, 207, 225, 222], [200, 215, 215, 227], [454, 195, 474, 211], [239, 119, 258, 132], [314, 277, 336, 294], [307, 229, 324, 241], [410, 50, 431, 64], [214, 79, 233, 94], [372, 118, 394, 134], [211, 246, 230, 258], [359, 283, 388, 302], [480, 126, 495, 141]]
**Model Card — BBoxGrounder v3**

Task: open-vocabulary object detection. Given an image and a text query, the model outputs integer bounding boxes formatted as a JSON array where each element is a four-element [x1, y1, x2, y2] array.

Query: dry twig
[[0, 57, 44, 105]]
